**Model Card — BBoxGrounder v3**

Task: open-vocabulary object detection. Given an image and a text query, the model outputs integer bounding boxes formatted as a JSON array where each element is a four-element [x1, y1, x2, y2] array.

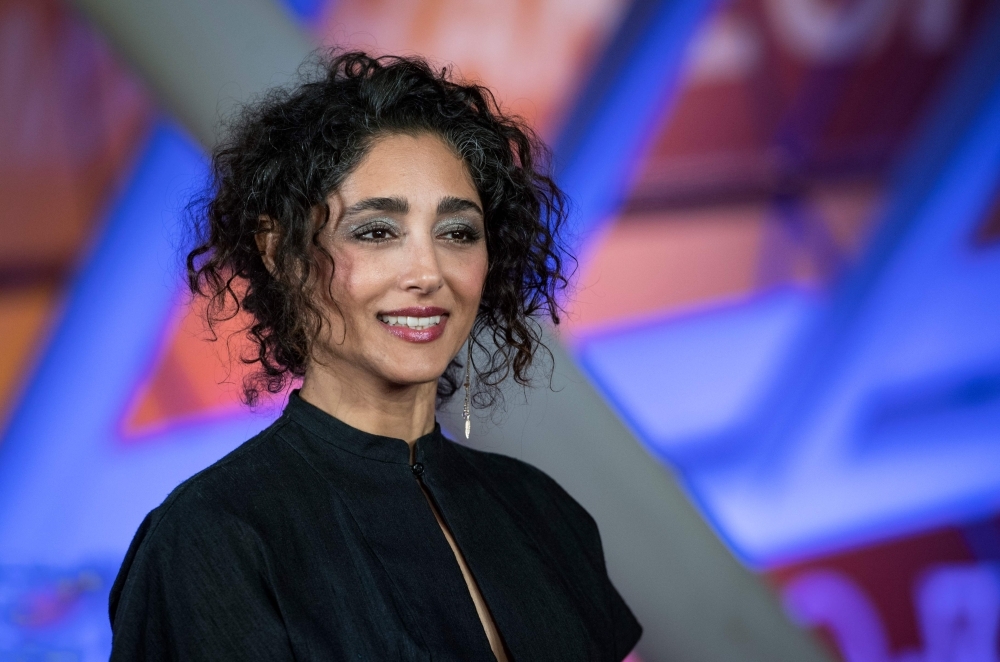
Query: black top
[[108, 392, 641, 661]]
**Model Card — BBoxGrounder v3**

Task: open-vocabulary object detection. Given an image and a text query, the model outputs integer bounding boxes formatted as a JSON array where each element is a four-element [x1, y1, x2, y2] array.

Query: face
[[306, 132, 488, 390]]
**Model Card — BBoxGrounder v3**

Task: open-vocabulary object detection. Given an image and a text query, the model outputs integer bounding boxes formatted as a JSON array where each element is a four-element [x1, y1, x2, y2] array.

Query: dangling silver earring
[[462, 340, 472, 439]]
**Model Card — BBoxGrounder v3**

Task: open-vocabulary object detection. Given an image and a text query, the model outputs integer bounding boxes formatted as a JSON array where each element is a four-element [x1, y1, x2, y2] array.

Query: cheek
[[447, 248, 489, 304], [325, 248, 394, 319]]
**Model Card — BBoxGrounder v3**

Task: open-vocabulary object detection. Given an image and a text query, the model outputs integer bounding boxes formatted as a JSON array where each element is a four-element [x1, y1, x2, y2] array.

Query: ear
[[255, 216, 280, 275]]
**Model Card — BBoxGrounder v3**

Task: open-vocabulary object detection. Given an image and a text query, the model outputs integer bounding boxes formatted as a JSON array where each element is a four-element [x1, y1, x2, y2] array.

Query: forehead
[[338, 132, 480, 205]]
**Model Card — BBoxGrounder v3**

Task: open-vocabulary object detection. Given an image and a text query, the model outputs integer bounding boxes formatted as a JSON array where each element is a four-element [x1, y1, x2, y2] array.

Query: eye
[[353, 222, 397, 243], [438, 223, 482, 244], [362, 228, 389, 240]]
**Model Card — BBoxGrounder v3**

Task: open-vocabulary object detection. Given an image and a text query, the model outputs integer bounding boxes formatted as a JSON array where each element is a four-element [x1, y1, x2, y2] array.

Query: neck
[[298, 358, 438, 446]]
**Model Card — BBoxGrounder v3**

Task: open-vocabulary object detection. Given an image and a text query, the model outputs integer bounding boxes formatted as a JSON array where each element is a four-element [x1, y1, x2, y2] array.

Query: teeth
[[378, 314, 442, 329]]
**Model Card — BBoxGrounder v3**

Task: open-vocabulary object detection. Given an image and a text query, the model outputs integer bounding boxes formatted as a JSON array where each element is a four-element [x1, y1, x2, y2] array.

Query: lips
[[377, 307, 448, 343]]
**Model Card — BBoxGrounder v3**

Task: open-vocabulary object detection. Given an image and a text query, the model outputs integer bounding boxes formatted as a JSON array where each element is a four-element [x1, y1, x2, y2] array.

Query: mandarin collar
[[282, 390, 443, 465]]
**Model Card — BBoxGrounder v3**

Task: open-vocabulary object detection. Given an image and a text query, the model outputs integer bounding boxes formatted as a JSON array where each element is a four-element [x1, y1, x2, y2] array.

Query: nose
[[399, 234, 444, 295]]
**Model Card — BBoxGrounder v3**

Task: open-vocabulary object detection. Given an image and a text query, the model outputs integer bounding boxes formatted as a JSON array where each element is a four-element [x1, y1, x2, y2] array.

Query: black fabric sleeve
[[467, 452, 643, 660], [541, 475, 643, 661], [108, 491, 294, 662], [595, 530, 644, 661]]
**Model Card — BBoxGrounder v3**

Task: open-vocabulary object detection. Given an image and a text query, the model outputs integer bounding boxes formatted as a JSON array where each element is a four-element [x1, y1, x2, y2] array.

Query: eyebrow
[[343, 195, 483, 218], [343, 196, 409, 216], [437, 196, 483, 217]]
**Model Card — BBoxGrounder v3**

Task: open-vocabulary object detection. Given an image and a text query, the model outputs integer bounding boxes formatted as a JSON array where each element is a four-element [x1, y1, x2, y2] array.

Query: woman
[[109, 51, 641, 661]]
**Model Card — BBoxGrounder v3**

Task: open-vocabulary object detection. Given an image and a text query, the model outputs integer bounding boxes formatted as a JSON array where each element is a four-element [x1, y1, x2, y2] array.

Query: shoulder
[[109, 421, 300, 659], [449, 441, 644, 654], [109, 418, 302, 618], [450, 443, 566, 494], [143, 416, 310, 535], [448, 442, 602, 544]]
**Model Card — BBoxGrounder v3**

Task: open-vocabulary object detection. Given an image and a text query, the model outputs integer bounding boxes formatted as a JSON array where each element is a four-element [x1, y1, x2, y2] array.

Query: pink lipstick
[[377, 307, 448, 343]]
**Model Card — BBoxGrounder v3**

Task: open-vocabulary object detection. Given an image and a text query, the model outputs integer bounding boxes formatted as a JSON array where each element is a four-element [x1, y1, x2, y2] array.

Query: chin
[[385, 374, 448, 389], [380, 361, 451, 387]]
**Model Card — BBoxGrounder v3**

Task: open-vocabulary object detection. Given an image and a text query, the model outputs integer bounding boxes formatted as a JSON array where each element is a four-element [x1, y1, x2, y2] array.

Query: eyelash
[[439, 225, 482, 244], [351, 222, 482, 244], [352, 222, 397, 244]]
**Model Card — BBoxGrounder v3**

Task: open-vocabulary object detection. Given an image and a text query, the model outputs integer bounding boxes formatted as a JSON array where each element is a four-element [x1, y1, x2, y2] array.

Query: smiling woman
[[188, 52, 570, 415], [107, 51, 642, 661], [287, 134, 490, 422]]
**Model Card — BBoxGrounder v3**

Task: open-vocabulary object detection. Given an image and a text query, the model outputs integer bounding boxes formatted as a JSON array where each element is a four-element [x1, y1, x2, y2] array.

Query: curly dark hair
[[186, 50, 572, 408]]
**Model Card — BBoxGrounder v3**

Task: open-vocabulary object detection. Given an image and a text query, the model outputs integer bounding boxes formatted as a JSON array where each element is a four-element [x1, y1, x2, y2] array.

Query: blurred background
[[1, 0, 1000, 659]]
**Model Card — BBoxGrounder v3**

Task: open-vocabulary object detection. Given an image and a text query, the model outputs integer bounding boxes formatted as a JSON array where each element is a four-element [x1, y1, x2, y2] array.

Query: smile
[[376, 307, 449, 343], [376, 314, 442, 330]]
